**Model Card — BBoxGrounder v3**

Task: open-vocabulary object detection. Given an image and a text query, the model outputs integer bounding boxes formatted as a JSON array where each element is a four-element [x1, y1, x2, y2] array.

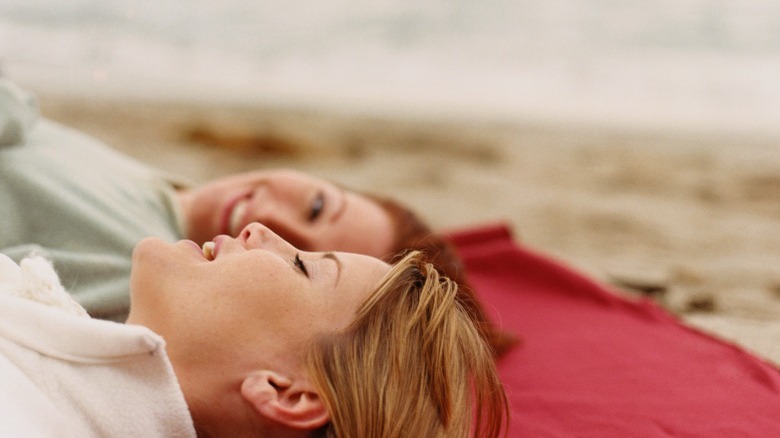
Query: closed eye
[[294, 254, 309, 277]]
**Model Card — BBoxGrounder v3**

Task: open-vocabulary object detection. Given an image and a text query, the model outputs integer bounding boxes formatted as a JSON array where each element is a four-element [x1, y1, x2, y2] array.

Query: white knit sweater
[[0, 254, 196, 437]]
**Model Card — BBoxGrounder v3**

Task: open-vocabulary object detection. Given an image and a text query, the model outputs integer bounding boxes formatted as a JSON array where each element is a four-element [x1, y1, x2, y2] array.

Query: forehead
[[323, 252, 391, 327]]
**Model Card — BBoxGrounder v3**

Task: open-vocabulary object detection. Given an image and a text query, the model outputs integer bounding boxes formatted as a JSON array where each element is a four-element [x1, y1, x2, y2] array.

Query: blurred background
[[3, 0, 780, 360], [2, 0, 779, 136]]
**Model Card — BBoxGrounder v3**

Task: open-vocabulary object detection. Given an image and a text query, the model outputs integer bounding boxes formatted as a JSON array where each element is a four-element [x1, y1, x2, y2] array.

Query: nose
[[238, 222, 299, 254]]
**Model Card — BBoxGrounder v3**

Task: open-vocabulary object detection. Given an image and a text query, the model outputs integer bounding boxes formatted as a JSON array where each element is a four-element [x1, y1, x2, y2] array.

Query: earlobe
[[241, 370, 329, 430]]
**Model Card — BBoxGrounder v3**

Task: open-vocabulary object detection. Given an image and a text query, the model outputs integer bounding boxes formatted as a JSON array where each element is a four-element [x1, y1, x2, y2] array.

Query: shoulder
[[0, 79, 39, 147], [0, 353, 84, 437]]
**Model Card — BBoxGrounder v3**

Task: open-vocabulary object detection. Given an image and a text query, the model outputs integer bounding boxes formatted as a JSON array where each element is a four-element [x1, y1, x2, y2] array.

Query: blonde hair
[[369, 194, 519, 358], [307, 252, 508, 437]]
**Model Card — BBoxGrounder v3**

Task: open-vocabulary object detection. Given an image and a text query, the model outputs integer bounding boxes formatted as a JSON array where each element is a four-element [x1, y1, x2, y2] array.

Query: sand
[[37, 93, 780, 365]]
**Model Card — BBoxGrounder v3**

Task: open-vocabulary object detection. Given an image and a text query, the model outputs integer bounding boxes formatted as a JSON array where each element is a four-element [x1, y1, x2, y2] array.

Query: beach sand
[[37, 93, 780, 365]]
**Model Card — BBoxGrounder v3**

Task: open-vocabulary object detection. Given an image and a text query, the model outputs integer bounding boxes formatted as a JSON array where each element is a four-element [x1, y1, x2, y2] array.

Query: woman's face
[[179, 170, 394, 258], [126, 222, 390, 376]]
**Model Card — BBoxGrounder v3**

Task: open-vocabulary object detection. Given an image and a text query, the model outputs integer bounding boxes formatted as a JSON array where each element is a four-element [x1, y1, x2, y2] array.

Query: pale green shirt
[[0, 81, 186, 320]]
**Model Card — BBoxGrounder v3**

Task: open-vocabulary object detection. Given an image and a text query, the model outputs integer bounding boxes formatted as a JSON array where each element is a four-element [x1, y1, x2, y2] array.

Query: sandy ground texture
[[37, 93, 780, 366]]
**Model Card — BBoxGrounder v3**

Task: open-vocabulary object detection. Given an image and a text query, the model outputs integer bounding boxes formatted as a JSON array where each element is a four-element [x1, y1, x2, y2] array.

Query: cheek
[[224, 269, 326, 336], [281, 232, 312, 252], [211, 258, 300, 311]]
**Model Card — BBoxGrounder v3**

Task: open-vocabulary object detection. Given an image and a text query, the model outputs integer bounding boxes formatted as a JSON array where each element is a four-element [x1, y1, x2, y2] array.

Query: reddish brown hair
[[368, 195, 519, 357]]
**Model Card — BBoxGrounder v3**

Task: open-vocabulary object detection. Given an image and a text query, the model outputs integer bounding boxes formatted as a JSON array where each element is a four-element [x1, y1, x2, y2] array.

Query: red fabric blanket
[[447, 223, 780, 437]]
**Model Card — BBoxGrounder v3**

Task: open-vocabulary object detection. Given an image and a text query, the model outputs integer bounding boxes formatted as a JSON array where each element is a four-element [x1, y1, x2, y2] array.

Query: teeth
[[202, 241, 215, 260], [229, 199, 248, 236]]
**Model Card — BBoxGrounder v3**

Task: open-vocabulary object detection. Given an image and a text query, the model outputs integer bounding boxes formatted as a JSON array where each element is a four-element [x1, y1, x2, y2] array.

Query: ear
[[241, 370, 329, 430]]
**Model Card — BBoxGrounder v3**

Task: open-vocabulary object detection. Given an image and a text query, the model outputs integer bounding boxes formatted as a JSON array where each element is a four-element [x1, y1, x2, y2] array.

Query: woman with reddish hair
[[1, 78, 516, 356]]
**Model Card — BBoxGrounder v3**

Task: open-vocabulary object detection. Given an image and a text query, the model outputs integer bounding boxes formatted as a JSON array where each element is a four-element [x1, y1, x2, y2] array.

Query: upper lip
[[212, 235, 230, 258], [221, 191, 251, 235]]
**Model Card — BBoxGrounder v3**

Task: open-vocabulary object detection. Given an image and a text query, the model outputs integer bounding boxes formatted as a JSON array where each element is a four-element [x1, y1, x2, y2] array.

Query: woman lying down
[[0, 222, 508, 437]]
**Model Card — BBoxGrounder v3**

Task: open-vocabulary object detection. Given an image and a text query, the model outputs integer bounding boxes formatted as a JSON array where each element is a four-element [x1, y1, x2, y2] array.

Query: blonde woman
[[1, 79, 515, 357], [0, 222, 508, 437]]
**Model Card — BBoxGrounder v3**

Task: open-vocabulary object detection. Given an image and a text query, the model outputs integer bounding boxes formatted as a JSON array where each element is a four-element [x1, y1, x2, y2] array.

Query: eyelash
[[294, 254, 309, 277]]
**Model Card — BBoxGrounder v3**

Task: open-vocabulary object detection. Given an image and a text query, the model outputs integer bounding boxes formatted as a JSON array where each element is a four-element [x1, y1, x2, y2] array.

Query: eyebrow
[[322, 252, 342, 288]]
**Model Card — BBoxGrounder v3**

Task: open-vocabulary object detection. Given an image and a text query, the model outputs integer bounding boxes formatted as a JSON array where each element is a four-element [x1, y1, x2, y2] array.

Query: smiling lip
[[229, 198, 249, 236], [220, 192, 251, 236]]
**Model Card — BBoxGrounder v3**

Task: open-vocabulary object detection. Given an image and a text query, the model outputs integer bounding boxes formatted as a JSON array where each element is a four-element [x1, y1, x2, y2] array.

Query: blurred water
[[1, 0, 779, 135]]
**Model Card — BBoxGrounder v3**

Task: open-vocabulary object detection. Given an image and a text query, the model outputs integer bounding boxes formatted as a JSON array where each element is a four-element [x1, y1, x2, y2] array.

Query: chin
[[132, 236, 168, 264]]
